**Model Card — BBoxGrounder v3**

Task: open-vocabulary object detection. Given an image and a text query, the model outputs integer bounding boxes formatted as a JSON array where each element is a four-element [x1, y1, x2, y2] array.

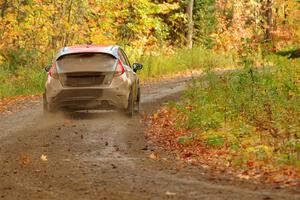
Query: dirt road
[[0, 77, 299, 200]]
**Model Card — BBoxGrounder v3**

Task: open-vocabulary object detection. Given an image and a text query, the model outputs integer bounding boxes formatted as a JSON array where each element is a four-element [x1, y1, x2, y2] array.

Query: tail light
[[49, 63, 59, 79], [114, 60, 125, 77]]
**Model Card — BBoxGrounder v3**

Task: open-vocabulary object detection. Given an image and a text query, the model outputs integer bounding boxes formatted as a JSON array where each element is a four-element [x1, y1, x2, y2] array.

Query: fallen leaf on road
[[153, 113, 159, 120], [145, 100, 300, 187], [165, 191, 176, 196], [201, 164, 209, 169], [41, 154, 48, 161], [149, 152, 160, 160], [237, 174, 250, 180], [20, 154, 30, 167], [64, 119, 73, 125], [0, 95, 41, 114]]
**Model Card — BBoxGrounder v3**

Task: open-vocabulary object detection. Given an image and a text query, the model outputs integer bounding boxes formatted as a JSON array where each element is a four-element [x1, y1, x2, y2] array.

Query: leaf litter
[[144, 106, 300, 187], [0, 95, 41, 114]]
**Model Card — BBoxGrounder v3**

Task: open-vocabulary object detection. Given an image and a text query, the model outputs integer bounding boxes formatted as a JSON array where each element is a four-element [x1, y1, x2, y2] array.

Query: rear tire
[[127, 91, 134, 117], [134, 88, 140, 114], [43, 93, 52, 118]]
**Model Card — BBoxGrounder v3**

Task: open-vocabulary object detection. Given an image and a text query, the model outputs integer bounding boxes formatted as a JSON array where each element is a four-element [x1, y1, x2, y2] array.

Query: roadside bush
[[175, 55, 300, 166], [0, 67, 46, 97], [138, 47, 237, 79]]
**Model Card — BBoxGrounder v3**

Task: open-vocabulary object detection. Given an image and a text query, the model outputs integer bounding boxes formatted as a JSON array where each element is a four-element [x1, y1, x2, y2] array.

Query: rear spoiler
[[56, 52, 117, 61]]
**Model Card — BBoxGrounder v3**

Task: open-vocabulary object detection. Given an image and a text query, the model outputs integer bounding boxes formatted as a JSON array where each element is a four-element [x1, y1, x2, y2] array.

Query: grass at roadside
[[138, 47, 237, 80], [0, 68, 46, 97], [146, 55, 300, 186], [0, 47, 237, 98]]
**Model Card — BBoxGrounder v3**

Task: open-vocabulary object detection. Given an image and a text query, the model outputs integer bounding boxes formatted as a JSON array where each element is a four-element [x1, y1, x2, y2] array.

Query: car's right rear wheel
[[127, 91, 134, 117], [134, 88, 140, 113]]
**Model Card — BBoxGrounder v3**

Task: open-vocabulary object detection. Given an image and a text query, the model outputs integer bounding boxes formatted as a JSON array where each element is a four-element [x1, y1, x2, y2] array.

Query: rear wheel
[[127, 91, 134, 117], [134, 88, 140, 113], [43, 93, 53, 117]]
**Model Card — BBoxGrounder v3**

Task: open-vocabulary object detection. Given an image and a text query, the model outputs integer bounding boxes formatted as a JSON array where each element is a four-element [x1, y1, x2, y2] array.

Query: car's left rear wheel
[[43, 93, 54, 117]]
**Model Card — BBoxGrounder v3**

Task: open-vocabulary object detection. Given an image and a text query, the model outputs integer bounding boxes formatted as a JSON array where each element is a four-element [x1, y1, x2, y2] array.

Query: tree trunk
[[1, 0, 8, 18], [186, 0, 194, 49], [63, 0, 73, 46], [283, 3, 288, 25], [265, 0, 273, 41]]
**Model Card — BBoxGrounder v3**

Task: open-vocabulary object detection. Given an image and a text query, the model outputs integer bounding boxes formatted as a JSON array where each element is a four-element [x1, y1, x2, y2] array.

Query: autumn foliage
[[0, 0, 299, 70], [0, 0, 300, 187], [146, 56, 300, 187]]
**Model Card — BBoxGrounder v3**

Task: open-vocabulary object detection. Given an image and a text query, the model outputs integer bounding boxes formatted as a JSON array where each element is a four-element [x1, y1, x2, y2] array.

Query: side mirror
[[133, 63, 143, 73], [44, 65, 51, 72]]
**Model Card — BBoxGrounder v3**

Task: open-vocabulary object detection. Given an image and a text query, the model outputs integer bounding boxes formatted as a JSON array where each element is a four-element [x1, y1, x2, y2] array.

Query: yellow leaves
[[19, 5, 33, 14], [0, 0, 186, 56], [159, 3, 180, 14], [4, 13, 17, 23], [90, 31, 115, 45], [288, 90, 294, 98], [246, 145, 274, 159], [19, 153, 48, 167], [0, 54, 4, 65], [152, 113, 159, 121]]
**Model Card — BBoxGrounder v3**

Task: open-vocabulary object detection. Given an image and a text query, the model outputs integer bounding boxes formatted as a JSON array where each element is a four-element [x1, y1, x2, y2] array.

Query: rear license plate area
[[62, 73, 105, 87]]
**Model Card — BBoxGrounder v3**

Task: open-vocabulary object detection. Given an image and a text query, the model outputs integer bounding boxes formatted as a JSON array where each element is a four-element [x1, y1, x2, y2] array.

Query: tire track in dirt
[[0, 76, 299, 200]]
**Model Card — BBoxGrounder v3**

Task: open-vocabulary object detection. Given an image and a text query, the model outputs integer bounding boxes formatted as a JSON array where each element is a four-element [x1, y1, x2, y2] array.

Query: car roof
[[56, 45, 120, 60]]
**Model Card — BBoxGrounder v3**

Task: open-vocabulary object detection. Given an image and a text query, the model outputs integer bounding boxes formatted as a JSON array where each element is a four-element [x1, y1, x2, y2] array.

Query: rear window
[[57, 53, 116, 71]]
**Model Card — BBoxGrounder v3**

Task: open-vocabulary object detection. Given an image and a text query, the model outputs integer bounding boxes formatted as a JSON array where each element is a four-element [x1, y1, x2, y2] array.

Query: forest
[[0, 0, 300, 186], [0, 0, 299, 97]]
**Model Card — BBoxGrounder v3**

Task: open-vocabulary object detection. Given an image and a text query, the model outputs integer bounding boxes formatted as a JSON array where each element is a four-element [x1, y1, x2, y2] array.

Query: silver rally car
[[43, 45, 143, 116]]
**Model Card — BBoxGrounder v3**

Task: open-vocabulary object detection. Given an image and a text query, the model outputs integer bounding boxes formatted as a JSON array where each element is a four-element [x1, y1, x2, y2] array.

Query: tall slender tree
[[187, 0, 194, 49], [265, 0, 273, 41]]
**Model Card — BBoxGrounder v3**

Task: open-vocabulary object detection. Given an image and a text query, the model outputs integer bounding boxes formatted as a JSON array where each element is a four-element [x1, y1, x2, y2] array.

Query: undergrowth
[[173, 55, 300, 167], [0, 68, 46, 97], [138, 47, 237, 79]]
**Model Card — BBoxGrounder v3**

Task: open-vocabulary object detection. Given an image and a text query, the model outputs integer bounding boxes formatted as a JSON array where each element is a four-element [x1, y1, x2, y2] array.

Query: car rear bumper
[[45, 77, 131, 111]]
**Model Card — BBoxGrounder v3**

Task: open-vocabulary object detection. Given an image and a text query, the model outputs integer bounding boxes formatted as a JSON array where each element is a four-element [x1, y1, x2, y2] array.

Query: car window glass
[[120, 50, 131, 67], [118, 51, 127, 66]]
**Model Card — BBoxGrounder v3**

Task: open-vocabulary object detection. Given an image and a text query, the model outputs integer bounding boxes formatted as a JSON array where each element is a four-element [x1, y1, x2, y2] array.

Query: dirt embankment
[[0, 77, 299, 200]]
